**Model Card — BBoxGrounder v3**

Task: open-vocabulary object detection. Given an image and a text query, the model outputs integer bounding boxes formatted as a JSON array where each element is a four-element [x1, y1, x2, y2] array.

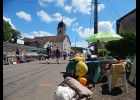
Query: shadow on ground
[[39, 62, 68, 64], [60, 72, 66, 74], [39, 62, 57, 64], [101, 84, 123, 96], [98, 76, 107, 83], [60, 72, 70, 79]]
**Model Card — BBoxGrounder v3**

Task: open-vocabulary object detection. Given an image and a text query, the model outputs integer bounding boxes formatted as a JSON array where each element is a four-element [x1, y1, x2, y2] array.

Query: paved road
[[3, 58, 69, 100], [3, 58, 136, 100]]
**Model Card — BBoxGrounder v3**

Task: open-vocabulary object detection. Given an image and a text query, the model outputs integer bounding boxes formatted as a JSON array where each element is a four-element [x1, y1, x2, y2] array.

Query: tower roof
[[57, 20, 66, 28]]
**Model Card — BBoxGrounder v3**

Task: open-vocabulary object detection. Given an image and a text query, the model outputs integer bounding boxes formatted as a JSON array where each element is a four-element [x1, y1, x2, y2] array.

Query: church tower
[[57, 20, 66, 36]]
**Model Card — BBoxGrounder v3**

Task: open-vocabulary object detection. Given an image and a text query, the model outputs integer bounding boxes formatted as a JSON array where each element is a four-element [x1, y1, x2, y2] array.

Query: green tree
[[3, 19, 13, 41], [11, 30, 21, 39], [71, 47, 84, 53], [105, 30, 136, 58], [3, 19, 21, 42]]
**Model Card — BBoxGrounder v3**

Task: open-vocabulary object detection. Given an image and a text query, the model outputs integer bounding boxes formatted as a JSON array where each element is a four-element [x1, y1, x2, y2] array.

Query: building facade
[[24, 20, 71, 54], [116, 9, 136, 33]]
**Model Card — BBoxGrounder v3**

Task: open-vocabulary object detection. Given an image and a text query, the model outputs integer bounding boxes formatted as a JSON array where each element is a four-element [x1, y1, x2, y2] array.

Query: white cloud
[[22, 33, 35, 39], [71, 0, 105, 14], [72, 22, 79, 31], [76, 27, 94, 38], [3, 16, 16, 29], [72, 22, 94, 38], [38, 0, 105, 14], [55, 0, 65, 7], [53, 12, 76, 26], [63, 17, 76, 26], [64, 5, 72, 13], [98, 21, 115, 33], [38, 0, 51, 7], [22, 31, 55, 38], [72, 0, 91, 15], [37, 10, 53, 23], [53, 12, 62, 21], [73, 21, 115, 38], [98, 4, 105, 12], [38, 0, 65, 7], [32, 31, 55, 37], [73, 9, 77, 13], [112, 21, 116, 25], [16, 11, 32, 22], [36, 11, 76, 26], [72, 41, 88, 48]]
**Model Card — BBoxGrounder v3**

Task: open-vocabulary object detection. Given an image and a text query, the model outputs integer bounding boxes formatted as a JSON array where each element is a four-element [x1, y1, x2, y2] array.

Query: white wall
[[63, 37, 71, 54], [42, 37, 71, 54], [17, 39, 24, 45], [52, 43, 63, 50], [44, 41, 52, 48]]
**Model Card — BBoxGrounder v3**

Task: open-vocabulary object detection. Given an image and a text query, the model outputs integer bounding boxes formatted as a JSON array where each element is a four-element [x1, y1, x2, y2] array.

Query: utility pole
[[75, 35, 77, 53], [94, 0, 98, 54], [75, 35, 77, 47], [94, 0, 98, 34]]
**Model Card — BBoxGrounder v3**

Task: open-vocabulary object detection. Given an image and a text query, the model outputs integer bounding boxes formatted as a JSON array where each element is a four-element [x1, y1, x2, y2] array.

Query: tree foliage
[[3, 19, 21, 42], [105, 30, 136, 58], [12, 30, 21, 39], [3, 20, 12, 41], [98, 48, 108, 57], [71, 47, 84, 53]]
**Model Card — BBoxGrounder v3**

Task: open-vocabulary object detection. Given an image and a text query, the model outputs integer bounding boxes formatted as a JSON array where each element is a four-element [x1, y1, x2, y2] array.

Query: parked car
[[25, 49, 39, 57], [38, 49, 48, 59]]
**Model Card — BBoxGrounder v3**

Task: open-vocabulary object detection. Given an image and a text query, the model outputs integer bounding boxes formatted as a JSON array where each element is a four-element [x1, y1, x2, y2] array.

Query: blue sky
[[3, 0, 136, 47]]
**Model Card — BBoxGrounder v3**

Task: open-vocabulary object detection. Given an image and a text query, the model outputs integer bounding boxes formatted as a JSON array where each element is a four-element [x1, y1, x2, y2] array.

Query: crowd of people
[[45, 44, 76, 64], [3, 44, 79, 65]]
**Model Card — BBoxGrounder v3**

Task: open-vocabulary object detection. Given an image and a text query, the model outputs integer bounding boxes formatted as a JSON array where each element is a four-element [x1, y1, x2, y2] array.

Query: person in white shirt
[[63, 49, 67, 60]]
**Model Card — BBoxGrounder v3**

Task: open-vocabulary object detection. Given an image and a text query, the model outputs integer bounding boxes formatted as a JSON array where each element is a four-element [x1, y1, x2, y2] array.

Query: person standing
[[16, 47, 20, 56], [16, 47, 20, 62], [63, 49, 67, 60], [46, 45, 51, 64], [55, 47, 61, 64]]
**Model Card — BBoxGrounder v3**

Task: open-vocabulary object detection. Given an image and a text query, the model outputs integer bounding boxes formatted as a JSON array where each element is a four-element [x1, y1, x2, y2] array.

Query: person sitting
[[86, 55, 91, 61]]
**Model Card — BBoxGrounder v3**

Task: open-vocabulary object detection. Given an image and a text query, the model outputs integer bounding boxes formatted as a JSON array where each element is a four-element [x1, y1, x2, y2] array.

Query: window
[[59, 30, 61, 33], [64, 44, 66, 49]]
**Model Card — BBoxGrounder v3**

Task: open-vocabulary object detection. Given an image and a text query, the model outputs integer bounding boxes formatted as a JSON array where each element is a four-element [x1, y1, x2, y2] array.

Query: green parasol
[[96, 32, 123, 42], [85, 34, 97, 42]]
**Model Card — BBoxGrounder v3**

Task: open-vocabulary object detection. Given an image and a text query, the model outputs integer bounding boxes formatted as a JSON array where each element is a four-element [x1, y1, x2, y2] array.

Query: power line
[[106, 0, 121, 17], [90, 12, 93, 28], [43, 0, 92, 6], [95, 0, 118, 22], [90, 1, 94, 28]]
